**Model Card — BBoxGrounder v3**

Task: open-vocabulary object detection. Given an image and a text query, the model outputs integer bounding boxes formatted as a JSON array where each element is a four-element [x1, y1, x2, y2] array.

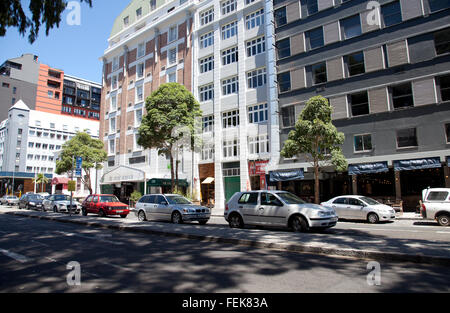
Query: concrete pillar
[[352, 175, 358, 195], [445, 166, 450, 188], [395, 171, 402, 201]]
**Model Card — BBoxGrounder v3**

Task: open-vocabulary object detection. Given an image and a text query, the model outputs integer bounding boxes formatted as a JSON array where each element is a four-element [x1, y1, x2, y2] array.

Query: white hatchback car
[[321, 196, 396, 224]]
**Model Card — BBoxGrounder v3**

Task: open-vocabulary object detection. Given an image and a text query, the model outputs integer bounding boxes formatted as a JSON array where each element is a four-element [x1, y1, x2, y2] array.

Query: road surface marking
[[436, 231, 450, 234], [54, 231, 124, 246], [0, 249, 29, 263]]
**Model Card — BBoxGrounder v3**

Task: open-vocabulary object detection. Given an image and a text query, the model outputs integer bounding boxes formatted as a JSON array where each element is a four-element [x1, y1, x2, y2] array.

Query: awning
[[148, 178, 189, 187], [394, 157, 442, 172], [0, 172, 52, 179], [269, 169, 304, 182], [202, 177, 215, 185], [52, 177, 70, 185], [348, 162, 389, 175]]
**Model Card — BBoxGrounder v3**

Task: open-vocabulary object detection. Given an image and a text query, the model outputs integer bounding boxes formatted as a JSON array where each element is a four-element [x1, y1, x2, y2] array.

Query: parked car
[[321, 195, 396, 224], [421, 188, 450, 226], [19, 194, 44, 210], [0, 196, 19, 206], [43, 194, 81, 214], [135, 194, 211, 225], [225, 191, 338, 232], [82, 194, 129, 218]]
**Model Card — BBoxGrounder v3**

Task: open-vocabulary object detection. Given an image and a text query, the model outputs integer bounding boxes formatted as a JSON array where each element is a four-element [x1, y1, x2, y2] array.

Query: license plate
[[116, 210, 123, 213]]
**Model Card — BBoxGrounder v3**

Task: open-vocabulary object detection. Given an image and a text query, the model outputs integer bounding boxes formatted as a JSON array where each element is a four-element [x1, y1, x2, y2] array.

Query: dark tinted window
[[238, 193, 258, 205], [347, 51, 365, 76], [276, 38, 291, 59], [333, 198, 348, 204], [308, 27, 324, 50], [382, 1, 402, 27], [427, 192, 449, 201], [312, 62, 327, 85], [148, 195, 156, 203], [434, 28, 450, 55], [261, 193, 283, 206], [341, 15, 362, 39], [155, 195, 167, 204], [397, 128, 418, 148], [348, 198, 364, 206], [439, 74, 450, 101], [392, 83, 414, 109], [429, 0, 450, 13], [278, 71, 291, 92], [350, 91, 370, 116], [274, 7, 287, 27]]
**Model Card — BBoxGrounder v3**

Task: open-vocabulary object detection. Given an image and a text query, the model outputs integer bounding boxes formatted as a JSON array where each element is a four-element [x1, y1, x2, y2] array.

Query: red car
[[82, 194, 129, 218]]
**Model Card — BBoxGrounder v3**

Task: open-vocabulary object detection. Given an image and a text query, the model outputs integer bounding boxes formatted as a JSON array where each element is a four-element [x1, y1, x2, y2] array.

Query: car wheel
[[120, 215, 127, 219], [53, 206, 58, 213], [229, 214, 244, 229], [291, 215, 309, 233], [172, 211, 183, 224], [82, 209, 88, 216], [137, 210, 147, 222], [367, 213, 379, 224], [199, 221, 208, 225], [437, 214, 450, 227], [99, 210, 107, 218]]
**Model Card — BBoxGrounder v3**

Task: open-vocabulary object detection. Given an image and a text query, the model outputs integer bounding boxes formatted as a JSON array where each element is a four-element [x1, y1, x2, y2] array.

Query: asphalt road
[[0, 213, 449, 293]]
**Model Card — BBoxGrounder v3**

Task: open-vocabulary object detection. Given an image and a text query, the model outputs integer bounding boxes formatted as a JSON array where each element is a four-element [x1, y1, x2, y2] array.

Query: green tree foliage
[[32, 173, 49, 193], [0, 0, 92, 43], [138, 83, 202, 192], [55, 131, 107, 195], [281, 96, 348, 204]]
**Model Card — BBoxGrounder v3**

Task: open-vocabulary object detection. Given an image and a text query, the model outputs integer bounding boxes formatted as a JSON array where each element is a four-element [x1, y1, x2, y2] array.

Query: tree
[[138, 83, 202, 193], [281, 96, 348, 204], [0, 0, 93, 43], [55, 131, 107, 195], [33, 173, 49, 193]]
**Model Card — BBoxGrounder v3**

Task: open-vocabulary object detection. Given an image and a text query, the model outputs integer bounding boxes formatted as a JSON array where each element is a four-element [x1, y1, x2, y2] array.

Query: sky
[[0, 0, 131, 84]]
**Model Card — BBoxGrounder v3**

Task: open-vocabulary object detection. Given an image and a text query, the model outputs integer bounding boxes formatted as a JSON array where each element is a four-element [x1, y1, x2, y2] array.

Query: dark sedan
[[19, 194, 45, 210]]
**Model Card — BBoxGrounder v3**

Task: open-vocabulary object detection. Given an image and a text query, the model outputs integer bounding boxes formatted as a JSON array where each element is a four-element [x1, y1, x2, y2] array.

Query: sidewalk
[[2, 207, 449, 267]]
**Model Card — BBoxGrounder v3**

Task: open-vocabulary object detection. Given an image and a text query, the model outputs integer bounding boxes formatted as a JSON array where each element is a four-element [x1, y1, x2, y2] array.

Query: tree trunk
[[314, 159, 320, 204], [175, 149, 179, 192]]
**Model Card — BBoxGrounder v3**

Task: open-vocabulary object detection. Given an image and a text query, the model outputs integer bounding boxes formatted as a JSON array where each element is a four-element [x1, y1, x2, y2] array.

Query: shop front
[[268, 169, 317, 201], [0, 172, 52, 197], [101, 166, 146, 204], [394, 157, 446, 212], [248, 160, 269, 190], [199, 163, 215, 207], [147, 178, 189, 194]]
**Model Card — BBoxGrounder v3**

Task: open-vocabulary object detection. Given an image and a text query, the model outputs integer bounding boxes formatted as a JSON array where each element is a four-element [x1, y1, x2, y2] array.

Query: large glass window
[[354, 134, 373, 152], [429, 0, 450, 13], [439, 74, 450, 101], [246, 9, 264, 30], [222, 110, 239, 128], [200, 32, 214, 49], [222, 47, 238, 65], [434, 28, 450, 55], [221, 21, 237, 40], [222, 77, 239, 95], [308, 27, 324, 50], [278, 72, 291, 93], [246, 37, 266, 57], [221, 0, 236, 15], [248, 103, 268, 124], [274, 7, 287, 27], [281, 106, 295, 128], [306, 0, 318, 15], [347, 51, 365, 76], [350, 91, 370, 116], [247, 68, 267, 89], [392, 83, 414, 109], [199, 84, 214, 102], [200, 7, 214, 26], [341, 15, 362, 39], [381, 1, 402, 27], [312, 62, 327, 85], [276, 38, 291, 59], [199, 55, 214, 73]]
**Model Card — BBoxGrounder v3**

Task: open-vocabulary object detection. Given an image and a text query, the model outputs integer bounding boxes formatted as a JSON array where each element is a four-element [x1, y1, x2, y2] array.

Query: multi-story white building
[[0, 100, 100, 196], [193, 0, 279, 208]]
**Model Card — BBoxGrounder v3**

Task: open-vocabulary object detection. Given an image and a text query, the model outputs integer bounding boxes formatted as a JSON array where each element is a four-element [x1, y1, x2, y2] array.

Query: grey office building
[[272, 0, 450, 210]]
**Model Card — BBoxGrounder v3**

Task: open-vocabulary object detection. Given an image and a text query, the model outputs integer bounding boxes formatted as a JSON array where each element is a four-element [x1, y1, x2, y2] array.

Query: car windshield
[[166, 196, 192, 205], [277, 192, 306, 204], [360, 197, 380, 205], [54, 195, 71, 201], [100, 196, 120, 203], [28, 195, 43, 200]]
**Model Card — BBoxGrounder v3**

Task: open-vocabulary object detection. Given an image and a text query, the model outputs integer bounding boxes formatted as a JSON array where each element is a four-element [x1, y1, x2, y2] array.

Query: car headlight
[[318, 211, 331, 217], [29, 202, 36, 206]]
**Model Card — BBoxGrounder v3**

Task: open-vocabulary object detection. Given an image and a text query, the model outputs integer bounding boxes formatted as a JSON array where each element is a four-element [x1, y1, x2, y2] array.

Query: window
[[445, 123, 450, 143], [137, 42, 145, 58], [223, 139, 240, 158], [199, 84, 214, 102], [247, 68, 267, 89], [110, 117, 116, 133], [246, 9, 264, 30], [123, 16, 129, 27], [274, 7, 287, 27], [350, 91, 370, 116], [427, 191, 449, 201], [222, 110, 239, 128], [221, 21, 237, 40], [112, 75, 118, 90], [200, 7, 214, 26], [429, 0, 450, 13], [109, 139, 115, 155], [281, 106, 295, 128], [110, 95, 117, 111], [2, 82, 9, 88], [381, 1, 402, 27], [276, 38, 291, 59], [167, 72, 176, 83], [278, 71, 291, 93], [246, 36, 265, 57], [200, 32, 214, 49], [307, 27, 324, 50], [306, 0, 318, 15], [169, 25, 178, 42], [134, 134, 143, 151], [202, 116, 214, 133], [248, 135, 270, 154], [392, 83, 414, 109], [222, 47, 238, 65], [434, 28, 450, 55], [341, 15, 362, 39], [312, 62, 327, 85], [439, 74, 450, 101], [112, 56, 119, 71], [248, 103, 268, 124], [238, 193, 258, 205], [221, 0, 236, 15], [168, 48, 177, 65], [135, 108, 143, 126], [354, 134, 373, 152], [136, 85, 144, 102], [199, 55, 214, 73], [201, 143, 215, 161], [222, 76, 239, 95], [137, 62, 144, 79], [136, 7, 142, 19], [48, 91, 53, 98], [347, 51, 365, 76], [397, 128, 418, 148]]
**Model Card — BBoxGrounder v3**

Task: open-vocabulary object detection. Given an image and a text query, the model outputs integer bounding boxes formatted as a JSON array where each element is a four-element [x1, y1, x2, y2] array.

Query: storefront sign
[[101, 166, 145, 184], [394, 157, 442, 172], [248, 160, 269, 176], [269, 169, 304, 182], [348, 162, 389, 175]]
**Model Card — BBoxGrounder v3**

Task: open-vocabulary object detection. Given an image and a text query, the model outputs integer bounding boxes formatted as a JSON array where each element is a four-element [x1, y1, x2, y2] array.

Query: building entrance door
[[224, 176, 241, 203]]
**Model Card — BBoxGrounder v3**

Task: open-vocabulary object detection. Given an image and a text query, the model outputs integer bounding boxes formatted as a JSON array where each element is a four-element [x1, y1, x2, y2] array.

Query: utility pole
[[70, 156, 74, 217]]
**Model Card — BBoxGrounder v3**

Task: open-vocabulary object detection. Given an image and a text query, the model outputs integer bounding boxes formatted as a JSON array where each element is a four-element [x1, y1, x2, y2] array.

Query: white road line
[[54, 231, 124, 246], [0, 249, 29, 263], [436, 231, 450, 234]]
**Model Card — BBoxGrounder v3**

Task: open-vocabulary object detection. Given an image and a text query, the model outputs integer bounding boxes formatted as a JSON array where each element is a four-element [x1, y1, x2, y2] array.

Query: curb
[[5, 211, 450, 267]]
